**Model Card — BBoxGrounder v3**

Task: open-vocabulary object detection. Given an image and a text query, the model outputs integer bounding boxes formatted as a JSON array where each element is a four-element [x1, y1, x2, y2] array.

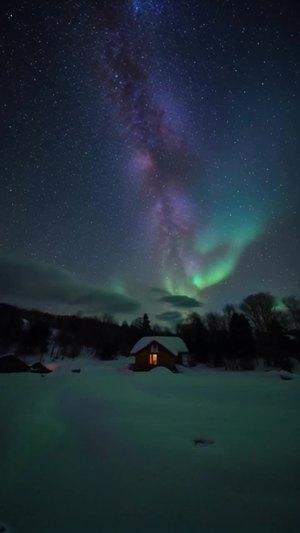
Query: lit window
[[150, 353, 158, 365]]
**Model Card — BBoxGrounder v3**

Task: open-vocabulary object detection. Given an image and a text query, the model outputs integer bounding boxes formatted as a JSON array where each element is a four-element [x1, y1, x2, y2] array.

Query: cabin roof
[[130, 336, 188, 356]]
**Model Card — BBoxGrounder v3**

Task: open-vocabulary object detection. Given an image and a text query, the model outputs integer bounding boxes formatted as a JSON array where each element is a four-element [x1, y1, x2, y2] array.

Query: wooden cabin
[[130, 336, 188, 371]]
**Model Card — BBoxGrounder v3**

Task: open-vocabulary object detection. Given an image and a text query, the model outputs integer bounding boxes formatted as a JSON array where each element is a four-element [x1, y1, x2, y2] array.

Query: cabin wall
[[135, 346, 175, 370]]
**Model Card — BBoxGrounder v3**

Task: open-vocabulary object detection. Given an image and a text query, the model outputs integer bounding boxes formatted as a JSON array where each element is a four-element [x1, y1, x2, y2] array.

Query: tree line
[[176, 293, 300, 369], [0, 305, 156, 361], [0, 292, 299, 369]]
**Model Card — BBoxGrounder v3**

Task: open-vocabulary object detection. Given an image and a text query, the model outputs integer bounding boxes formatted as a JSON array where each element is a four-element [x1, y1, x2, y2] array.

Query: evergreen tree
[[142, 313, 151, 334]]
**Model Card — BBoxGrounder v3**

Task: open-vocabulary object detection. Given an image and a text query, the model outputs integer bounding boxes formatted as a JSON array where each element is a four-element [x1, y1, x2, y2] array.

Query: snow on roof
[[130, 336, 188, 356]]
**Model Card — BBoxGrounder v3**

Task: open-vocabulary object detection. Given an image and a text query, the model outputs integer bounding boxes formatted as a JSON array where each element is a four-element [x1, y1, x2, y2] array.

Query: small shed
[[0, 354, 30, 373], [30, 362, 52, 374], [130, 336, 188, 371]]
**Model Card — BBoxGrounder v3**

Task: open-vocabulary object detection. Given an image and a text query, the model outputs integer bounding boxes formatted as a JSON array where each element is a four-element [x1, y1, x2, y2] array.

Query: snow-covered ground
[[0, 357, 300, 533]]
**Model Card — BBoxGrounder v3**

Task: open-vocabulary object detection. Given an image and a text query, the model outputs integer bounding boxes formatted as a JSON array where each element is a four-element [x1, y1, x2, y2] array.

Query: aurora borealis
[[1, 0, 299, 323]]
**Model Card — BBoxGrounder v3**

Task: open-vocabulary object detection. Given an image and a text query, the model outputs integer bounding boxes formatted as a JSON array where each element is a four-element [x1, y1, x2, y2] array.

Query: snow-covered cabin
[[130, 336, 188, 371]]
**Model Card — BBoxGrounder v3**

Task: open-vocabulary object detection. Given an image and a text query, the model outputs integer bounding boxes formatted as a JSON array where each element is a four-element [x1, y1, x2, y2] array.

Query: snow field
[[0, 358, 299, 532]]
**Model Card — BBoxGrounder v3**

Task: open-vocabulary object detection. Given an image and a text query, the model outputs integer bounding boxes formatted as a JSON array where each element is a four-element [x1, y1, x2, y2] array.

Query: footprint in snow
[[0, 524, 12, 533], [194, 437, 215, 446]]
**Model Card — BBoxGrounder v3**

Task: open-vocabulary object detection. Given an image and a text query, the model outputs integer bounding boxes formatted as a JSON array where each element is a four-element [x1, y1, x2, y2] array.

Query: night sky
[[1, 0, 299, 325]]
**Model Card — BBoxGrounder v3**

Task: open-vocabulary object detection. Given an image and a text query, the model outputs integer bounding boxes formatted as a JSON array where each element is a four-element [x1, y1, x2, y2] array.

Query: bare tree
[[205, 312, 224, 331], [240, 293, 276, 332], [282, 295, 300, 329]]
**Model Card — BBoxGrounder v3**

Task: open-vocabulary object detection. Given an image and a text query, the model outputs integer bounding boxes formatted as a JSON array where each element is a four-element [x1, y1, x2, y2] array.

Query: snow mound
[[279, 370, 293, 380], [150, 366, 174, 374]]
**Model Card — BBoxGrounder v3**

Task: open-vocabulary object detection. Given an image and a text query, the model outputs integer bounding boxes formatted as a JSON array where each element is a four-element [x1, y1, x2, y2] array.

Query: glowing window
[[150, 353, 158, 365]]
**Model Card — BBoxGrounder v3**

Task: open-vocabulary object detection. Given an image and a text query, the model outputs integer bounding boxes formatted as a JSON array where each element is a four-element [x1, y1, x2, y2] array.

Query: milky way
[[96, 1, 201, 294]]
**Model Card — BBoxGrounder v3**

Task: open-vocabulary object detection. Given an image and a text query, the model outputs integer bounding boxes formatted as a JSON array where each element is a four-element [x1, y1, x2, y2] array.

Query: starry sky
[[1, 0, 299, 325]]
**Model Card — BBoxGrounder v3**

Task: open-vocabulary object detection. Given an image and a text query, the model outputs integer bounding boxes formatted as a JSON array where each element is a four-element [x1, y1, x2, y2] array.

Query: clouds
[[0, 255, 140, 315], [0, 254, 203, 320], [158, 294, 203, 308], [152, 288, 202, 325], [155, 311, 183, 323], [150, 287, 169, 295], [150, 286, 203, 308]]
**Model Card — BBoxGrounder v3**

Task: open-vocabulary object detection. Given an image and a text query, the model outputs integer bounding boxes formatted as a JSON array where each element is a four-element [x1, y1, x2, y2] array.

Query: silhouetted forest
[[0, 292, 299, 370]]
